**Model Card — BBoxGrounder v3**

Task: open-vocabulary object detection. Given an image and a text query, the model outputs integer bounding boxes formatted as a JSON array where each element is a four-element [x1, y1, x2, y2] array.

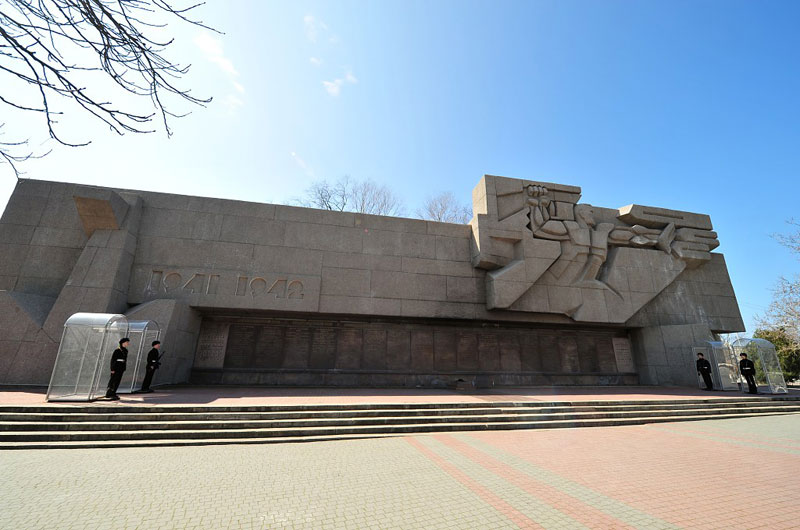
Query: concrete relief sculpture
[[470, 175, 720, 323]]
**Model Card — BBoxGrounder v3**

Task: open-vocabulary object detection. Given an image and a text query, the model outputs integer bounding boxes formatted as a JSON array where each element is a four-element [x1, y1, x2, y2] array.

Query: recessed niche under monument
[[191, 314, 635, 387]]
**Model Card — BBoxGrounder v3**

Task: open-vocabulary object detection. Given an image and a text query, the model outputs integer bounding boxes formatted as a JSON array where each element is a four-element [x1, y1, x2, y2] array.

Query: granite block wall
[[0, 177, 745, 387]]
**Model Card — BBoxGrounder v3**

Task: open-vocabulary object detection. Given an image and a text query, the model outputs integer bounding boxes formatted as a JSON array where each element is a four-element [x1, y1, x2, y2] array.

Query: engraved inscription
[[164, 272, 182, 292], [148, 270, 220, 296], [234, 275, 305, 299], [267, 279, 286, 298], [182, 273, 206, 294], [250, 277, 268, 296], [288, 280, 304, 299], [208, 318, 630, 377], [612, 337, 636, 372], [146, 269, 301, 299], [194, 322, 229, 369]]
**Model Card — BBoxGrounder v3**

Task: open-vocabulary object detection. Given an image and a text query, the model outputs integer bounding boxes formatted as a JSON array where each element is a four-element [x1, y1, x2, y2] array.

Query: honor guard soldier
[[138, 341, 162, 393], [739, 353, 758, 394], [105, 337, 130, 400], [696, 352, 714, 390]]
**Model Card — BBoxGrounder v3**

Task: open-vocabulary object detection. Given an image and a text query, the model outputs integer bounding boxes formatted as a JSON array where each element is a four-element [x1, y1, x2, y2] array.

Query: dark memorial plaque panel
[[224, 325, 258, 369], [456, 332, 479, 370], [254, 325, 284, 368], [520, 331, 542, 372], [363, 329, 387, 370], [386, 330, 411, 370], [540, 334, 560, 372], [577, 335, 599, 373], [195, 322, 229, 369], [478, 333, 500, 371], [559, 337, 580, 373], [433, 331, 457, 371], [411, 331, 434, 371], [498, 333, 521, 371], [205, 314, 634, 386], [597, 338, 617, 372], [612, 338, 636, 372], [283, 326, 311, 369], [309, 326, 337, 369], [336, 327, 362, 369]]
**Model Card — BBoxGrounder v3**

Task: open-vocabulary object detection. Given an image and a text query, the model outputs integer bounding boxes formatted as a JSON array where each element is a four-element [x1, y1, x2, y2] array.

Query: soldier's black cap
[[120, 337, 130, 344], [152, 340, 161, 346]]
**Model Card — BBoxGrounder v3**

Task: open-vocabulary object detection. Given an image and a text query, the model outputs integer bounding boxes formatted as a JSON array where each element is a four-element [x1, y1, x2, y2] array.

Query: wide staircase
[[1, 396, 799, 449]]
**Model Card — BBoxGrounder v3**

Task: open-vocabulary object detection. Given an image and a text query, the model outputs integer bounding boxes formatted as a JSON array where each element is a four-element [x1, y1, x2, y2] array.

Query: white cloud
[[290, 151, 315, 178], [309, 57, 323, 67], [304, 15, 328, 43], [194, 32, 238, 75], [323, 72, 358, 97], [322, 80, 342, 97], [194, 31, 245, 110], [223, 94, 244, 110]]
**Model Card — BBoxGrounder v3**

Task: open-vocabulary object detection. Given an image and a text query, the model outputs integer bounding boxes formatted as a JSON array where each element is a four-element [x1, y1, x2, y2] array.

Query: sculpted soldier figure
[[105, 337, 130, 400], [526, 184, 675, 289], [472, 176, 722, 323], [739, 353, 758, 394], [138, 340, 162, 393], [696, 352, 714, 391]]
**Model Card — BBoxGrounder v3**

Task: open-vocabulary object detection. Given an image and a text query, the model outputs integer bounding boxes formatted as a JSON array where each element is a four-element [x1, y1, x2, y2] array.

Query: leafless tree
[[299, 177, 351, 212], [416, 191, 472, 224], [349, 179, 404, 216], [297, 176, 404, 216], [0, 0, 215, 176], [757, 220, 800, 346]]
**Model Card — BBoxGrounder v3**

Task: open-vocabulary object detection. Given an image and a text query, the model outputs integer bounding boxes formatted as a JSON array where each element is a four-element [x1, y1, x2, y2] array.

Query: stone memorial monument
[[0, 175, 744, 387]]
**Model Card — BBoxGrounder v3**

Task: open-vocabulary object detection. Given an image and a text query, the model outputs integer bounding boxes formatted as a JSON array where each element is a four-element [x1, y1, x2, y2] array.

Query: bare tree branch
[[415, 191, 472, 224], [758, 221, 800, 348], [349, 179, 404, 216], [0, 0, 216, 175], [297, 176, 405, 216]]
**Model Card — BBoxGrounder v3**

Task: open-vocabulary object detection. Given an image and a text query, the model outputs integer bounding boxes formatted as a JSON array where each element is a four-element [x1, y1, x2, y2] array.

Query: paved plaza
[[2, 413, 799, 529]]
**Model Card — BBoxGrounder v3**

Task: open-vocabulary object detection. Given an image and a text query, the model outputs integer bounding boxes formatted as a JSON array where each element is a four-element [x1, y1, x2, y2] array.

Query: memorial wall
[[0, 175, 745, 387]]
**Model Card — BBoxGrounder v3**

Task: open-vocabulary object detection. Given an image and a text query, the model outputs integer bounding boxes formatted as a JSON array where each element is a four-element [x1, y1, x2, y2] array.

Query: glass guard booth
[[692, 341, 741, 391], [731, 338, 788, 395], [117, 320, 161, 394], [46, 313, 160, 402]]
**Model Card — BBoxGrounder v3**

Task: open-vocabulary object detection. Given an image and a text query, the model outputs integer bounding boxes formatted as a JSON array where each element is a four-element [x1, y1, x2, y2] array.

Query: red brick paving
[[435, 433, 635, 529], [465, 420, 800, 529], [406, 437, 543, 529]]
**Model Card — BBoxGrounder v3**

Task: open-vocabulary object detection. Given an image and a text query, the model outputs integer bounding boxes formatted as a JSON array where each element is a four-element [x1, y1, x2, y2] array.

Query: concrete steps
[[1, 396, 798, 449]]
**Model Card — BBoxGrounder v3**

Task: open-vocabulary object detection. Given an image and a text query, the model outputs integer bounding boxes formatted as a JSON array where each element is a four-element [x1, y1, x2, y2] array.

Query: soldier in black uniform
[[696, 352, 714, 390], [138, 340, 162, 393], [739, 352, 758, 394], [105, 337, 130, 400]]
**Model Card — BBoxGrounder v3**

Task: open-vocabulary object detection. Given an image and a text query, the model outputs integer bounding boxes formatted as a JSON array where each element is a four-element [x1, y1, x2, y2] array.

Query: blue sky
[[1, 0, 798, 333]]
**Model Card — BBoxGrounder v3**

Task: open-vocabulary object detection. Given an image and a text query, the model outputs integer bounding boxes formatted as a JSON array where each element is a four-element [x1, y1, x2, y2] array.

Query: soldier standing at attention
[[696, 352, 714, 390], [739, 353, 758, 394], [138, 341, 162, 393], [105, 338, 130, 400]]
